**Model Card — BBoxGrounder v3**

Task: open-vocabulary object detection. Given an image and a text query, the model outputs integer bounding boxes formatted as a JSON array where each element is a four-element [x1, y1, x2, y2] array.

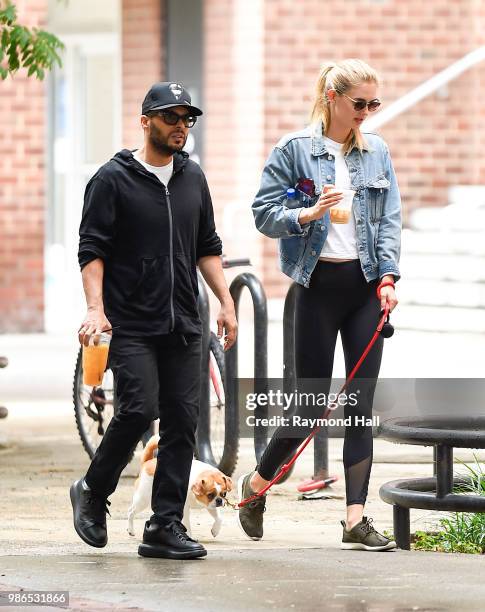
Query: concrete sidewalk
[[1, 402, 485, 611]]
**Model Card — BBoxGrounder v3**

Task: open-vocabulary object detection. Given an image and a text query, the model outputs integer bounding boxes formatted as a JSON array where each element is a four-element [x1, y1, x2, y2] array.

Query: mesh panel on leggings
[[344, 455, 373, 506]]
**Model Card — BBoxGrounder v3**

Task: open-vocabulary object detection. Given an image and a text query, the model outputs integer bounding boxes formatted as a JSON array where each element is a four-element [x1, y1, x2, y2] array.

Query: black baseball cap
[[141, 82, 203, 116]]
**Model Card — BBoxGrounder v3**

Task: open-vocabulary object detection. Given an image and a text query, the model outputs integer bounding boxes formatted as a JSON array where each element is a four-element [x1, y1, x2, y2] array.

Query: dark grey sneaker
[[237, 472, 266, 540], [341, 516, 396, 551]]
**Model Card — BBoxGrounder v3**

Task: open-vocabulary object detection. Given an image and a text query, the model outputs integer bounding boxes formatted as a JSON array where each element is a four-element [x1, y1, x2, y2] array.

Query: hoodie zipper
[[164, 185, 175, 332]]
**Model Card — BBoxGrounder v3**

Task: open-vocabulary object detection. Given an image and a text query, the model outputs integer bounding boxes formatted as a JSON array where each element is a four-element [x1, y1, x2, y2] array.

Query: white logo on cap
[[169, 83, 183, 100]]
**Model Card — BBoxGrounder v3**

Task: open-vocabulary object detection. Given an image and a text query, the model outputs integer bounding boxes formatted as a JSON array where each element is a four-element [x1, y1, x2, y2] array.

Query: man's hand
[[197, 255, 238, 350], [216, 302, 238, 351], [78, 307, 112, 346]]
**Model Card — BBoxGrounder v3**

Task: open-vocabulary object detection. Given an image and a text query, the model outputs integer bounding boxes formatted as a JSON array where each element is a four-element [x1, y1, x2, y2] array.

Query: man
[[70, 82, 237, 560]]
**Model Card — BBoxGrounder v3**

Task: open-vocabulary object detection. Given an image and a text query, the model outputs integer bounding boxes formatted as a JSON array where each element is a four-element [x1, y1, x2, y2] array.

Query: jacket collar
[[115, 148, 189, 176], [310, 121, 370, 157]]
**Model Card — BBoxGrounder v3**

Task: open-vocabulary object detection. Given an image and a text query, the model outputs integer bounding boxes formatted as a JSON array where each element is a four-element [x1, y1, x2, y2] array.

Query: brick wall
[[121, 0, 165, 150], [203, 1, 238, 234], [0, 0, 47, 332]]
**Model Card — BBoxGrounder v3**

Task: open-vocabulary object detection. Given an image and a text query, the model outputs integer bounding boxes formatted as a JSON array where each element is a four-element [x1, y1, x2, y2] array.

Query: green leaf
[[0, 3, 64, 80], [1, 3, 16, 26], [1, 28, 9, 49]]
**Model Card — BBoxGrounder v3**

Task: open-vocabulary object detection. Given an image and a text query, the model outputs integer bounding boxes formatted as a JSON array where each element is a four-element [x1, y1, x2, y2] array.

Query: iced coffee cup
[[329, 188, 355, 224], [82, 332, 111, 387]]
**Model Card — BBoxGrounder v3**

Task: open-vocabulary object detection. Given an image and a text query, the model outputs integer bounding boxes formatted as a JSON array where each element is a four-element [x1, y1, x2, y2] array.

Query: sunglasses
[[341, 93, 381, 112], [153, 110, 197, 128]]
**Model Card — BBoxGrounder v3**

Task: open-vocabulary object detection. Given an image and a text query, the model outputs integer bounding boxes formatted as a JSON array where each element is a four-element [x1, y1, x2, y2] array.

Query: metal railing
[[363, 46, 485, 132], [226, 272, 268, 463]]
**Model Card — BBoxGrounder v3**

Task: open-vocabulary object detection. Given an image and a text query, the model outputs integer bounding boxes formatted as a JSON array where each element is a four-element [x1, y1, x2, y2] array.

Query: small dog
[[127, 435, 233, 538]]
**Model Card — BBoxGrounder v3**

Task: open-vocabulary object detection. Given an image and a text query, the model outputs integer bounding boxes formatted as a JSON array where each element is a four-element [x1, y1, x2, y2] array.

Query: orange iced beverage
[[82, 335, 111, 386], [328, 188, 355, 224], [329, 208, 351, 224]]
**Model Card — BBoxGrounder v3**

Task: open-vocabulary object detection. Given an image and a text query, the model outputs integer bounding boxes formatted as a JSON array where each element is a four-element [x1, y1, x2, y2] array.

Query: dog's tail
[[140, 434, 159, 465]]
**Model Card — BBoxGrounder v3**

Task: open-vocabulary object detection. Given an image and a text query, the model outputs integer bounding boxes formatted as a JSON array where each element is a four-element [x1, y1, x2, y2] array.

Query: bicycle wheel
[[197, 332, 239, 475], [73, 347, 154, 460], [73, 346, 117, 459]]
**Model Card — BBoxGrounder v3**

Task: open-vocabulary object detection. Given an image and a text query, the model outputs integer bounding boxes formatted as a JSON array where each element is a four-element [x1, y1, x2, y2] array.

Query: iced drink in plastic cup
[[82, 332, 111, 387], [329, 188, 355, 224]]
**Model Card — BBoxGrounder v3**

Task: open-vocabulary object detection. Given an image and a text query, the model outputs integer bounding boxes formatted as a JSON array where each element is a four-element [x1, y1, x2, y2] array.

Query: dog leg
[[208, 507, 222, 538], [127, 473, 153, 536]]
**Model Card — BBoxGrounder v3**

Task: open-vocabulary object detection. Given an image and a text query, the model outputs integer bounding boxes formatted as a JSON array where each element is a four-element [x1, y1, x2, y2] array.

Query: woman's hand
[[379, 275, 398, 312], [298, 184, 343, 225]]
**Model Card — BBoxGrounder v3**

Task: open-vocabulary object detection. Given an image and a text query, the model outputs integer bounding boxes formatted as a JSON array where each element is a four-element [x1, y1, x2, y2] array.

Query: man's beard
[[148, 123, 186, 155]]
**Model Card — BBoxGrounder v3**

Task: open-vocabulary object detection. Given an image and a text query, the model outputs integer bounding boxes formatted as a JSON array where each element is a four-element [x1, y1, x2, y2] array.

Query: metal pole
[[283, 283, 297, 395], [393, 505, 411, 550], [226, 273, 268, 463], [313, 429, 329, 480], [196, 271, 212, 464], [436, 444, 453, 498], [276, 282, 298, 483]]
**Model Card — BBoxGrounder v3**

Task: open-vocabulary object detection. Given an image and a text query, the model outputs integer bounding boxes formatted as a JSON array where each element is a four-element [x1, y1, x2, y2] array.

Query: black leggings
[[257, 260, 383, 506]]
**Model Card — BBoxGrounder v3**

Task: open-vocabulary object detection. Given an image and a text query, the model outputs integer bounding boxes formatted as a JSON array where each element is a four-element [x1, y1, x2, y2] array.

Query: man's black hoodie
[[78, 149, 222, 336]]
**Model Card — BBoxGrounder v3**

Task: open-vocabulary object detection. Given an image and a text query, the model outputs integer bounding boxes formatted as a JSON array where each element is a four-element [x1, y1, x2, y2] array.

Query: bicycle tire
[[73, 346, 153, 461], [196, 332, 239, 476], [73, 346, 118, 460]]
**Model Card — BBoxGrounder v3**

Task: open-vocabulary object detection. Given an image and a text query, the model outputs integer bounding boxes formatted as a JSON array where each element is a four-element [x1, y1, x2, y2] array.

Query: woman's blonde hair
[[310, 58, 380, 154]]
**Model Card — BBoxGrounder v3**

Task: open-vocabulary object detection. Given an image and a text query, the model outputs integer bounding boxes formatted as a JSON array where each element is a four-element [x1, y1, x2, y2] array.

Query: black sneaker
[[236, 472, 266, 540], [138, 521, 207, 560], [70, 479, 110, 548], [340, 516, 396, 551]]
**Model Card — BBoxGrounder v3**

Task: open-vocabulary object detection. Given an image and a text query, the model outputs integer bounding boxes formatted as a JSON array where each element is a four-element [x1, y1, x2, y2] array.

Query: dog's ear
[[192, 480, 204, 495], [192, 479, 205, 497], [223, 475, 234, 492]]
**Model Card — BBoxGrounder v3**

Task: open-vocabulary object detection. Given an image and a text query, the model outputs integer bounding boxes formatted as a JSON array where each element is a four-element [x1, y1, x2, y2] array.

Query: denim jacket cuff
[[285, 207, 308, 236], [378, 260, 401, 282]]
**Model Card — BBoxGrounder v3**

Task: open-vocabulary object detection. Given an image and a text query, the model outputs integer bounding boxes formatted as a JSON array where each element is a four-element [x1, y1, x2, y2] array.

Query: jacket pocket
[[129, 256, 171, 316], [280, 232, 308, 264], [367, 175, 390, 222], [285, 190, 319, 210], [173, 253, 199, 318]]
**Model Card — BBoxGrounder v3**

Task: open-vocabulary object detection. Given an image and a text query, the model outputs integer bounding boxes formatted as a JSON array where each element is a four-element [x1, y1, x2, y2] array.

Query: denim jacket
[[252, 122, 401, 288]]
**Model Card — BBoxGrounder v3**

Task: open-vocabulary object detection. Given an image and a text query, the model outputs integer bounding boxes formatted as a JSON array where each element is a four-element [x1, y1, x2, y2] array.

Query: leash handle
[[376, 280, 395, 299]]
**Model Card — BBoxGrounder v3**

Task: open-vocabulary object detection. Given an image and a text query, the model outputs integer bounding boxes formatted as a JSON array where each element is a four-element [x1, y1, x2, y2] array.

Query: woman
[[239, 59, 401, 551]]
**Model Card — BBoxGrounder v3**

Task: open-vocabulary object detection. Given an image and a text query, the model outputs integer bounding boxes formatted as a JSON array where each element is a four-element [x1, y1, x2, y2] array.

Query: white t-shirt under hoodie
[[319, 136, 359, 260], [133, 149, 174, 186]]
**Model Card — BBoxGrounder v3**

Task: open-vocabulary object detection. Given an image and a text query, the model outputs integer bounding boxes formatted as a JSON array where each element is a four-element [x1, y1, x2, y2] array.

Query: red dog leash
[[237, 280, 395, 508]]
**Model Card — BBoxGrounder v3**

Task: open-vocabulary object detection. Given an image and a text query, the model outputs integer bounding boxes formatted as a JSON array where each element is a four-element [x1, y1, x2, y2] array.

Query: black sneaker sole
[[70, 481, 107, 548], [138, 543, 207, 560]]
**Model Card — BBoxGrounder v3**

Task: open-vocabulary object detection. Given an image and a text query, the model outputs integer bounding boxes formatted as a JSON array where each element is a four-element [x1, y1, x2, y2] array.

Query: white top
[[133, 149, 173, 186], [319, 136, 359, 260]]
